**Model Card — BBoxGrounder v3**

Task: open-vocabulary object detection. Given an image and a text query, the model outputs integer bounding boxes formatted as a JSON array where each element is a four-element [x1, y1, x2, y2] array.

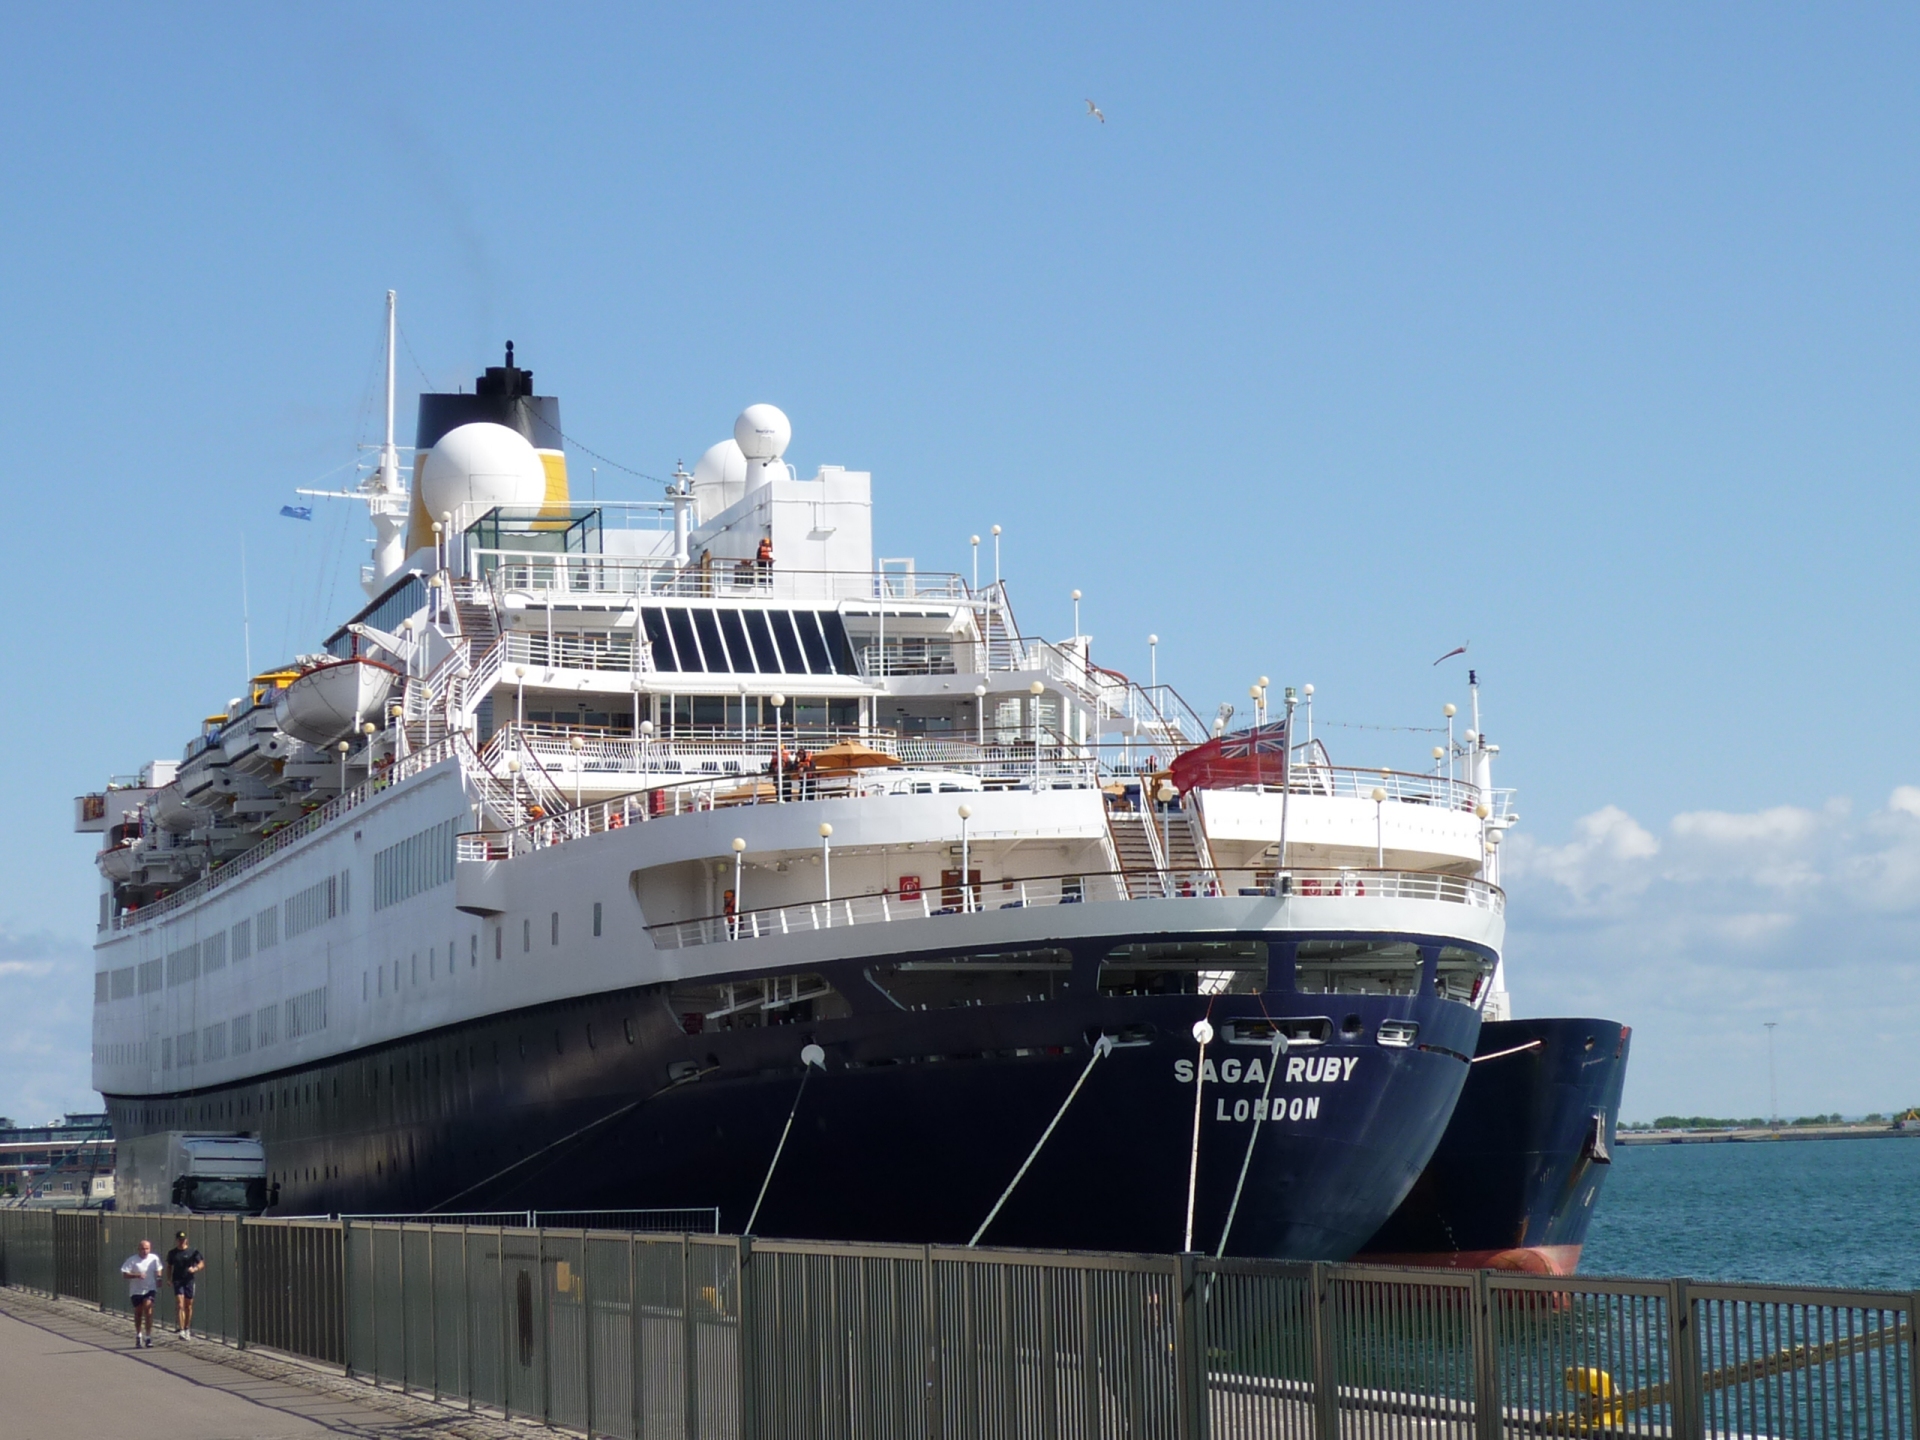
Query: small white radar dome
[[693, 438, 747, 491], [420, 422, 546, 521], [733, 404, 791, 462]]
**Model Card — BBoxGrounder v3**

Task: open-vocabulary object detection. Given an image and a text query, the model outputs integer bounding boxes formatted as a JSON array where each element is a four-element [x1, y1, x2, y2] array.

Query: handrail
[[471, 552, 971, 604], [640, 866, 1507, 950]]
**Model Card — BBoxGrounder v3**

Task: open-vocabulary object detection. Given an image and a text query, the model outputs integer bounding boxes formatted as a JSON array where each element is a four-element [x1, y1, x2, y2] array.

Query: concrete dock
[[0, 1291, 518, 1439]]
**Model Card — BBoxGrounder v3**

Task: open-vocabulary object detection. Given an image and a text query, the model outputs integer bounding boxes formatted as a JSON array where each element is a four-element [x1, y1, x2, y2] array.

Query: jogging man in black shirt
[[165, 1230, 204, 1339]]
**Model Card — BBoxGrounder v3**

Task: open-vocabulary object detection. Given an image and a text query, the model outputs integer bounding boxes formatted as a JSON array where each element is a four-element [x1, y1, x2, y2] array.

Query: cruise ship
[[77, 297, 1518, 1259]]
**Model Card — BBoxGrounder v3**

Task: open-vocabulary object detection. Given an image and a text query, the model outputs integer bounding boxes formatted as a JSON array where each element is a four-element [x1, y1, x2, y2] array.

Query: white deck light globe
[[419, 422, 547, 521]]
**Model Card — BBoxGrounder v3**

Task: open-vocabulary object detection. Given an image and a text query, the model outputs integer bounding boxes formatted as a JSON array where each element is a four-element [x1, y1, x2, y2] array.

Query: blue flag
[[280, 505, 313, 521]]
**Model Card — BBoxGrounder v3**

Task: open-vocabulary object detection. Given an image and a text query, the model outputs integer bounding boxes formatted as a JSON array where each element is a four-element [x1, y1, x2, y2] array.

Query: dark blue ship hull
[[1356, 1016, 1630, 1273], [105, 931, 1486, 1261]]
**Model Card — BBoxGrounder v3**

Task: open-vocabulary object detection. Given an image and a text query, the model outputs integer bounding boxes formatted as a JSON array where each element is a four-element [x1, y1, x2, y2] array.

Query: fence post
[[682, 1237, 700, 1440], [344, 1221, 358, 1380], [923, 1245, 943, 1440], [1668, 1278, 1701, 1440], [235, 1218, 248, 1352], [1309, 1262, 1339, 1440], [1174, 1254, 1210, 1440], [1906, 1293, 1919, 1440], [1469, 1267, 1501, 1440], [736, 1235, 757, 1440], [582, 1234, 596, 1440], [537, 1227, 552, 1425]]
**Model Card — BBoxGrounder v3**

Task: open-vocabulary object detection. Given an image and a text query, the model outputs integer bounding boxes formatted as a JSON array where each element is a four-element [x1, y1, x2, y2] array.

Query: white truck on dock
[[115, 1133, 267, 1214]]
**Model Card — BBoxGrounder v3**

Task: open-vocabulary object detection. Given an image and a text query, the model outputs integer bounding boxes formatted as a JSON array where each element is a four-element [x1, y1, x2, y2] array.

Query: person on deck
[[756, 535, 774, 584]]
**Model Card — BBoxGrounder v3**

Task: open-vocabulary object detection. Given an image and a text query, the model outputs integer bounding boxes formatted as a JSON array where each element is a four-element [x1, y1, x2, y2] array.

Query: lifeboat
[[275, 657, 400, 746], [151, 782, 211, 834]]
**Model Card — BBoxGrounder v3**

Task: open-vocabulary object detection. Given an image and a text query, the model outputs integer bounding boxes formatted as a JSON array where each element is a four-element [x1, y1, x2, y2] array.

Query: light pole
[[640, 719, 654, 780], [515, 665, 527, 728], [337, 739, 350, 794], [569, 734, 584, 808], [732, 837, 746, 934], [1028, 680, 1045, 750], [1433, 745, 1445, 779], [1071, 588, 1082, 637], [1302, 682, 1314, 749], [771, 692, 786, 801], [958, 804, 972, 912], [1148, 634, 1158, 692], [1765, 1022, 1778, 1126], [1444, 703, 1457, 782], [819, 823, 833, 901], [973, 684, 987, 748], [970, 534, 979, 592], [992, 524, 1001, 588], [1371, 787, 1387, 868]]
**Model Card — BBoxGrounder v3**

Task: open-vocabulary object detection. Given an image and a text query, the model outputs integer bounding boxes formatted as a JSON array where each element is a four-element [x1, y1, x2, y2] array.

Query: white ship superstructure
[[79, 302, 1517, 1258]]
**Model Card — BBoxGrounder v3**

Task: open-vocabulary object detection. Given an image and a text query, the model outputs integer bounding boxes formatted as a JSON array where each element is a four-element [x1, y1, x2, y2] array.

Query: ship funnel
[[406, 343, 568, 551]]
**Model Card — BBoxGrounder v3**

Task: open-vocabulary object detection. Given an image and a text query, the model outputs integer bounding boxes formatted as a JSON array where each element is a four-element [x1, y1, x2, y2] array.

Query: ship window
[[867, 948, 1073, 1009], [471, 934, 479, 967], [717, 609, 757, 673], [495, 926, 502, 960], [593, 902, 602, 937], [623, 1018, 635, 1045], [523, 919, 530, 953], [795, 611, 832, 673], [665, 973, 849, 1029], [641, 608, 679, 671], [1295, 941, 1421, 997], [691, 609, 728, 671], [820, 614, 859, 674], [769, 610, 807, 672], [551, 911, 559, 945], [742, 610, 779, 674], [1437, 946, 1495, 1005], [666, 608, 701, 670], [1100, 941, 1268, 997]]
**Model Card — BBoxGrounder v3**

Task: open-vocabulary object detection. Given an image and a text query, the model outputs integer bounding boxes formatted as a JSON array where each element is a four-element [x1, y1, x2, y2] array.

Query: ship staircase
[[1160, 806, 1219, 896], [1106, 809, 1169, 898], [980, 582, 1023, 671]]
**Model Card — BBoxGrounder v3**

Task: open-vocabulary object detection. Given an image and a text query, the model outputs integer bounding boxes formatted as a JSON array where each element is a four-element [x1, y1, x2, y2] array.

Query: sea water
[[1582, 1135, 1920, 1291]]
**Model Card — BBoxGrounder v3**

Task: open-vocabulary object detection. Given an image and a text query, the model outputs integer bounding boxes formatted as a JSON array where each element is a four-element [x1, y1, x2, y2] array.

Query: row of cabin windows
[[366, 903, 605, 999]]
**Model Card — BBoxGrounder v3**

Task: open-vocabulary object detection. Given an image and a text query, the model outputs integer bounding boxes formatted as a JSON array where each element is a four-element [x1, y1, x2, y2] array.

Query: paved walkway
[[0, 1291, 525, 1439]]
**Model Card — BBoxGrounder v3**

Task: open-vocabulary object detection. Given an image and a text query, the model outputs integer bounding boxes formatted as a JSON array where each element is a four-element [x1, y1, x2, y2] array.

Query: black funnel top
[[415, 341, 560, 453]]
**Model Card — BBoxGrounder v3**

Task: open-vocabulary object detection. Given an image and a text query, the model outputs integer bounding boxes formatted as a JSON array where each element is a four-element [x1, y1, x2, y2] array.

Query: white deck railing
[[641, 867, 1505, 951]]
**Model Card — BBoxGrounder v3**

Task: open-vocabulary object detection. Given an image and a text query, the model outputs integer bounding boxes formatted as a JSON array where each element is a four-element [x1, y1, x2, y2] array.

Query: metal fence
[[3, 1210, 1916, 1439]]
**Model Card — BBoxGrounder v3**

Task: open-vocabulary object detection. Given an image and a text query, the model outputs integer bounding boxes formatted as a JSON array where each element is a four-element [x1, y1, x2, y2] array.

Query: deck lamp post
[[1148, 634, 1158, 691], [1250, 683, 1264, 728], [1444, 704, 1457, 781], [515, 665, 527, 728], [640, 719, 654, 783], [1371, 786, 1388, 868], [771, 692, 786, 802], [1071, 589, 1082, 637], [973, 684, 987, 748], [958, 804, 972, 912], [508, 757, 522, 829], [992, 524, 1001, 588], [337, 740, 350, 795], [1156, 781, 1176, 888], [970, 534, 979, 592], [1028, 679, 1044, 746], [732, 837, 746, 933], [569, 734, 584, 808], [819, 823, 833, 902], [1433, 745, 1445, 779]]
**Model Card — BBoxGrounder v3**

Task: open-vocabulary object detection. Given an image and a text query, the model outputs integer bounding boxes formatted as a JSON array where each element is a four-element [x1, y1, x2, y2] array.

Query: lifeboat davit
[[275, 657, 400, 746]]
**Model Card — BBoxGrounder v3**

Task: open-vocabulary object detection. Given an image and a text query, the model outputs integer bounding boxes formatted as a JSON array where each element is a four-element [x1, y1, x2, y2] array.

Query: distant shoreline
[[1618, 1123, 1920, 1146]]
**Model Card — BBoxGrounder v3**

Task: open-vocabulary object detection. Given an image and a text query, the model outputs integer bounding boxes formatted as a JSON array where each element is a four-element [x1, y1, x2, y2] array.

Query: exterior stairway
[[1159, 808, 1219, 896], [1106, 810, 1168, 898]]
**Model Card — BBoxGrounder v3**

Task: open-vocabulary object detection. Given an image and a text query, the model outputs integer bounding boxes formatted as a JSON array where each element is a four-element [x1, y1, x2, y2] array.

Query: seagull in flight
[[1085, 99, 1105, 123]]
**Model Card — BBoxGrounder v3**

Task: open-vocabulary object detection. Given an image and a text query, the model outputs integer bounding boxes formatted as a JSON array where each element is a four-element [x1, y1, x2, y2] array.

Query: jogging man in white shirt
[[120, 1239, 162, 1348]]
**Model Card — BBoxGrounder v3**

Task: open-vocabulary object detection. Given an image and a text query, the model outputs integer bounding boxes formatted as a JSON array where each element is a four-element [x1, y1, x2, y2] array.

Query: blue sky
[[3, 5, 1917, 1124]]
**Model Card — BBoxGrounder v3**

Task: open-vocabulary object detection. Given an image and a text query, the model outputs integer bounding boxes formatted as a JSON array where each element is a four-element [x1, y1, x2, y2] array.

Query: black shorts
[[173, 1280, 196, 1299], [130, 1291, 155, 1308]]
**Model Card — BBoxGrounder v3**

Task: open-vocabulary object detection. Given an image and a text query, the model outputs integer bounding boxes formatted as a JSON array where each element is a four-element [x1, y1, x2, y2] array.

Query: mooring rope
[[745, 1045, 826, 1234], [1182, 1009, 1218, 1253], [1215, 1033, 1288, 1260], [969, 1034, 1115, 1247], [1472, 1039, 1545, 1064]]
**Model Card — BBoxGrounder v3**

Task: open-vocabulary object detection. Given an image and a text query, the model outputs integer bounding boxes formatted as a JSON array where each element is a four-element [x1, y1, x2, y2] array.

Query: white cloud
[[1504, 789, 1920, 1122]]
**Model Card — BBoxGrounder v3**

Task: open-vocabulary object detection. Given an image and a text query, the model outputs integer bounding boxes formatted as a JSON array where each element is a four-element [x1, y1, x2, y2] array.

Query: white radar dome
[[419, 422, 547, 521], [691, 437, 748, 521], [733, 404, 791, 461]]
